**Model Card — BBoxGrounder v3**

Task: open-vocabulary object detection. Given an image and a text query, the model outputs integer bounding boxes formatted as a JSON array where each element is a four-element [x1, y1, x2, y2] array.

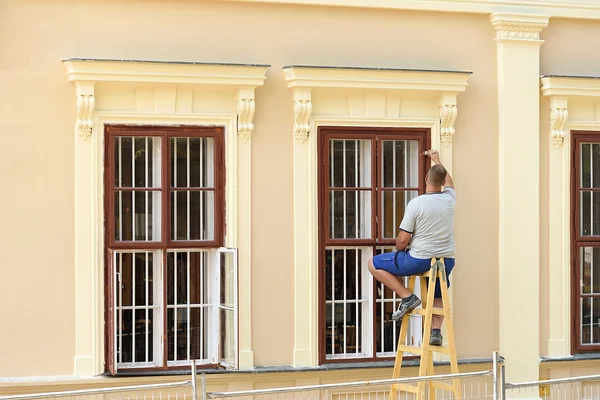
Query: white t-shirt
[[399, 187, 456, 259]]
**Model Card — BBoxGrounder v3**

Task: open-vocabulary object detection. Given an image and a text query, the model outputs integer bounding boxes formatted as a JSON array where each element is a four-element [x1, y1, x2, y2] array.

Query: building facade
[[1, 0, 600, 396]]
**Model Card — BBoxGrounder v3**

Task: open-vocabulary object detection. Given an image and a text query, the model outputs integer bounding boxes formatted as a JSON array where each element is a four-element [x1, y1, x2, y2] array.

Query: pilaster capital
[[490, 13, 549, 43], [237, 87, 256, 143]]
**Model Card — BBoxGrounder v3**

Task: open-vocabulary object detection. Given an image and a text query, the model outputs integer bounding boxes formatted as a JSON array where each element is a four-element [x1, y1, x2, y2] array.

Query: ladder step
[[395, 344, 452, 355], [391, 383, 419, 393], [430, 345, 452, 355], [431, 382, 456, 392], [409, 308, 445, 316], [395, 345, 422, 355]]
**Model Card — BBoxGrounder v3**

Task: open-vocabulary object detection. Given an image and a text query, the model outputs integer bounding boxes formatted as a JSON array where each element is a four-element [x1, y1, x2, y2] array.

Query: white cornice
[[216, 0, 600, 21], [283, 66, 471, 94], [541, 76, 600, 98], [63, 59, 269, 141], [490, 13, 549, 41], [63, 58, 270, 86], [539, 76, 600, 148]]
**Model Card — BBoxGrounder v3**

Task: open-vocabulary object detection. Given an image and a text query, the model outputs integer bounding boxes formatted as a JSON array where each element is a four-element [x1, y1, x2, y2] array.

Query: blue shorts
[[372, 250, 455, 298]]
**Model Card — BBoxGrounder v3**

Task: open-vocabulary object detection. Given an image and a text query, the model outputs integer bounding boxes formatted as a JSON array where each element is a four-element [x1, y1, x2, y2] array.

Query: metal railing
[[3, 352, 600, 400], [503, 368, 600, 400], [0, 364, 197, 400], [206, 370, 496, 400]]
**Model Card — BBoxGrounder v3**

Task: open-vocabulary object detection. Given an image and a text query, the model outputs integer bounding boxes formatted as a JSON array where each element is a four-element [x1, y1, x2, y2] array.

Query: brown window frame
[[317, 126, 430, 364], [572, 130, 600, 354], [103, 124, 226, 373]]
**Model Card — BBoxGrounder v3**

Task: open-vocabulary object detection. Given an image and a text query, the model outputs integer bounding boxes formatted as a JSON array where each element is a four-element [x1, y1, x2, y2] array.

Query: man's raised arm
[[426, 149, 454, 189]]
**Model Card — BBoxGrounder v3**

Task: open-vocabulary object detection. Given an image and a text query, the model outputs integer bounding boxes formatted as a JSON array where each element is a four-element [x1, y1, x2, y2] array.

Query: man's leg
[[368, 252, 422, 321], [432, 298, 444, 329], [367, 258, 411, 297]]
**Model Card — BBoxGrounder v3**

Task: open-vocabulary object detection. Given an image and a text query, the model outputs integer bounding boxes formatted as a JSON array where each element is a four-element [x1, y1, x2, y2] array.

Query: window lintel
[[282, 65, 472, 93], [63, 58, 270, 86]]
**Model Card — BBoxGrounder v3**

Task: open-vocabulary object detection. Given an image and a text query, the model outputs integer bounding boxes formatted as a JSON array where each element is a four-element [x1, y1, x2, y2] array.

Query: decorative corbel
[[550, 108, 568, 148], [294, 99, 312, 144], [439, 104, 457, 146], [549, 97, 568, 149], [75, 82, 95, 140], [237, 99, 255, 143], [237, 88, 256, 143]]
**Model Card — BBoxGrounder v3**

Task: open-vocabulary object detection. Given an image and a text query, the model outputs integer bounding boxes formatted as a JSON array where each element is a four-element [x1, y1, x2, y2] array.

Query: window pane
[[381, 190, 419, 239], [581, 297, 600, 345], [172, 137, 214, 189], [114, 136, 161, 188], [171, 191, 215, 241], [325, 247, 368, 359], [581, 143, 600, 189], [382, 140, 419, 188], [114, 251, 160, 367], [330, 139, 372, 188], [329, 190, 372, 239], [580, 191, 600, 236], [114, 191, 161, 242], [581, 247, 600, 295], [220, 252, 235, 308], [167, 251, 209, 363], [219, 309, 235, 364]]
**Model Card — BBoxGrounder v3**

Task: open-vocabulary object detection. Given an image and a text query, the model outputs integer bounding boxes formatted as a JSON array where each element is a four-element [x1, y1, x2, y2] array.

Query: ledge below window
[[104, 356, 501, 377]]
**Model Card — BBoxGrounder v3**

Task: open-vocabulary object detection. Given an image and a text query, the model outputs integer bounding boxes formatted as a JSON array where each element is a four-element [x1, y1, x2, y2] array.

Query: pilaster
[[546, 96, 570, 357], [491, 12, 549, 386]]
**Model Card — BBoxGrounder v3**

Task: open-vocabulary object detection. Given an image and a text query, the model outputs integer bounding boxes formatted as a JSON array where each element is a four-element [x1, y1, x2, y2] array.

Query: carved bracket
[[237, 98, 256, 143], [550, 107, 568, 148], [76, 93, 95, 140], [440, 104, 457, 146], [294, 100, 312, 144]]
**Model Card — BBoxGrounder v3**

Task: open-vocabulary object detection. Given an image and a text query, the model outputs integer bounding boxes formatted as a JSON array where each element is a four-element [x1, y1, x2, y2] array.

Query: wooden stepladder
[[388, 257, 460, 400]]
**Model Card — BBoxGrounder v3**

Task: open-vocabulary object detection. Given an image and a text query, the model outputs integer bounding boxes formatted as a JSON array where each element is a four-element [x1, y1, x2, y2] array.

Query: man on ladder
[[367, 149, 455, 346]]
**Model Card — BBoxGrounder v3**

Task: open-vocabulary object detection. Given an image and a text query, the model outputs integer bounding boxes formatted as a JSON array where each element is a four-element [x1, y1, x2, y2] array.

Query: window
[[573, 132, 600, 353], [104, 125, 237, 373], [318, 127, 430, 362]]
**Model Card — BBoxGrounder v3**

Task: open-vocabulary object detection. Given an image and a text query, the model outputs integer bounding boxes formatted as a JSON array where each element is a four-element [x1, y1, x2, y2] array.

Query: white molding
[[64, 58, 268, 375], [63, 59, 269, 86], [284, 65, 468, 366], [539, 75, 600, 358], [490, 13, 549, 42], [283, 66, 470, 144], [283, 66, 471, 93], [216, 0, 600, 20], [541, 76, 600, 98]]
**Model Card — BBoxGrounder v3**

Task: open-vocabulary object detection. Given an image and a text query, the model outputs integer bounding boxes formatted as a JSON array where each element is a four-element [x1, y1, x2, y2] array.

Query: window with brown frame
[[104, 125, 238, 373], [572, 131, 600, 353], [317, 127, 430, 363]]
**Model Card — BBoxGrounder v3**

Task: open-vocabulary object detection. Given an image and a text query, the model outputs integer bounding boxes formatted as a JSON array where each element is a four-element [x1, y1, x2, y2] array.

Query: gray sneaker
[[430, 330, 443, 346], [391, 295, 421, 321]]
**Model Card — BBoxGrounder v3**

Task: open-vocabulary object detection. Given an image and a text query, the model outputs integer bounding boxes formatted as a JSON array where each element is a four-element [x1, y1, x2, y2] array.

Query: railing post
[[493, 351, 498, 400], [202, 373, 207, 400], [501, 364, 506, 400], [192, 362, 198, 399]]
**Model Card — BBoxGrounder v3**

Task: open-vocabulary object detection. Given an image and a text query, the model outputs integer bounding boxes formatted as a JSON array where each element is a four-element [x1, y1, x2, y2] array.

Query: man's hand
[[423, 149, 441, 164]]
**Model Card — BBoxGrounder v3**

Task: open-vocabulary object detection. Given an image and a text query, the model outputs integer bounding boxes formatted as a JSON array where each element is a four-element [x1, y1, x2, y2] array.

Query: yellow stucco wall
[[0, 0, 512, 379]]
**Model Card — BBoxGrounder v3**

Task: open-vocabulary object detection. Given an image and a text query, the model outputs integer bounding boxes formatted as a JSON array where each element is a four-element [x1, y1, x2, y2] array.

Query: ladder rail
[[388, 257, 460, 400]]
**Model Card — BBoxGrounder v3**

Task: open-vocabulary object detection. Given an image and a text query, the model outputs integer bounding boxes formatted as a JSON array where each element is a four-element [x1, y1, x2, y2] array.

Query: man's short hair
[[428, 165, 447, 186]]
